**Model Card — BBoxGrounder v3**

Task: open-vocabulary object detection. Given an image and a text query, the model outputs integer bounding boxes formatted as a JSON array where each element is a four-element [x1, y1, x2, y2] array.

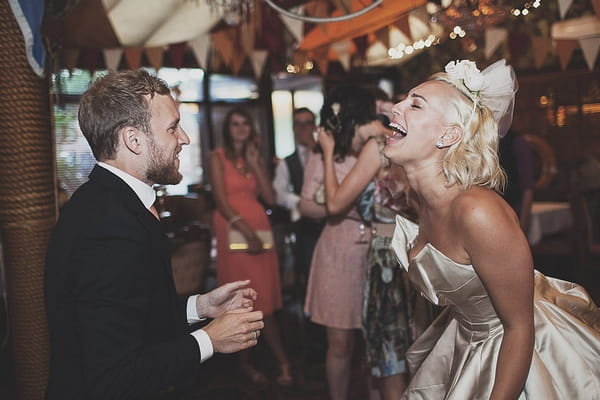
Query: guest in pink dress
[[209, 108, 292, 386], [299, 85, 381, 400]]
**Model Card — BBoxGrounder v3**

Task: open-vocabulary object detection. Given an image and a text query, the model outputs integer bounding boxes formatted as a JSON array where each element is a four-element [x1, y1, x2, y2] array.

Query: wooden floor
[[1, 251, 598, 400]]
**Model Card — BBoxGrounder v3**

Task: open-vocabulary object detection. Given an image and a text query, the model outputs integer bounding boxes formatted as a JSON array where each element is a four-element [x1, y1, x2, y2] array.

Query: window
[[271, 75, 323, 159]]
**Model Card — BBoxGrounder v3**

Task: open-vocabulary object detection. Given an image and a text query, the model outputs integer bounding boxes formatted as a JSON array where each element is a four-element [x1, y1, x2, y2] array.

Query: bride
[[384, 59, 600, 399]]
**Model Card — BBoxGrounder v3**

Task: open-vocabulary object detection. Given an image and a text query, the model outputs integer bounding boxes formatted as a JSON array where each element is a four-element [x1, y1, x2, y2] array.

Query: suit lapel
[[88, 165, 178, 296]]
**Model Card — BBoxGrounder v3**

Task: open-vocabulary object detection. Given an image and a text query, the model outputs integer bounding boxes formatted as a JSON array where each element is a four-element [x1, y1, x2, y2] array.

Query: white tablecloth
[[527, 202, 573, 246]]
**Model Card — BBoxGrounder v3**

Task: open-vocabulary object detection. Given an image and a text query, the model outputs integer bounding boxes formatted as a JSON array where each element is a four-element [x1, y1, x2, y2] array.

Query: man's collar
[[97, 162, 156, 209]]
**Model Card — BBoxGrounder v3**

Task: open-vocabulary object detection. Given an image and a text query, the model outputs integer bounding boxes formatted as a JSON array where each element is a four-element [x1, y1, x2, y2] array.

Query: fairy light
[[387, 34, 440, 60]]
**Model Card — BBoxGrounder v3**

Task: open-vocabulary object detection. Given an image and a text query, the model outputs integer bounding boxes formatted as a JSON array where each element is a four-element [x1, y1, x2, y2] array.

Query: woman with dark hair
[[299, 85, 379, 400], [209, 108, 293, 386]]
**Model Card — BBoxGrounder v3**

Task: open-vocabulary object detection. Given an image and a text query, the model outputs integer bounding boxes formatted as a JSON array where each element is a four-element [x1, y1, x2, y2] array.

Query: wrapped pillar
[[0, 1, 56, 399]]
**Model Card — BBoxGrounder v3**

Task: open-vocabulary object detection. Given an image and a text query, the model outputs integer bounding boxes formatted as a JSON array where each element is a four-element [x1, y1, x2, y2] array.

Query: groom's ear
[[121, 126, 144, 155]]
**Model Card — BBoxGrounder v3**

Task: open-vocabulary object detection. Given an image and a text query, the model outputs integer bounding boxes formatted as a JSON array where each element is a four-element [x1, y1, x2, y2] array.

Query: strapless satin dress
[[392, 215, 600, 400]]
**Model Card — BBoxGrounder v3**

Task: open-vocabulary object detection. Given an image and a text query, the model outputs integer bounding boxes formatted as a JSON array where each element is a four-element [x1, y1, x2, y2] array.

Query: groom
[[44, 69, 264, 400]]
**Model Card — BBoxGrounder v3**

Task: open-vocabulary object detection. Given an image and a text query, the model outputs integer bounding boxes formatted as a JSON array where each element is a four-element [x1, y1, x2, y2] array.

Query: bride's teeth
[[389, 122, 407, 136]]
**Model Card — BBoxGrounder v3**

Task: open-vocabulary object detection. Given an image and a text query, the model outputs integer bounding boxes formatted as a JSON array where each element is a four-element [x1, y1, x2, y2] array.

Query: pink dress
[[303, 152, 370, 329], [212, 149, 282, 315]]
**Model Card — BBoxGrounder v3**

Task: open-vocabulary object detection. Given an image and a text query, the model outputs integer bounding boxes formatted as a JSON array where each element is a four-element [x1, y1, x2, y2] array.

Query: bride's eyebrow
[[410, 93, 428, 103]]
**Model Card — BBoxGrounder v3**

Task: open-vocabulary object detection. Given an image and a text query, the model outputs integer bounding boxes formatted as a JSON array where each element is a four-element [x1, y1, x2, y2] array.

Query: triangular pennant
[[82, 48, 102, 75], [231, 52, 246, 76], [557, 0, 573, 19], [212, 29, 235, 67], [592, 0, 600, 16], [484, 27, 508, 59], [304, 0, 330, 33], [555, 39, 578, 70], [189, 34, 210, 70], [531, 36, 553, 69], [395, 15, 412, 42], [374, 27, 390, 49], [124, 47, 143, 69], [145, 47, 165, 71], [410, 6, 430, 29], [103, 48, 123, 71], [331, 40, 351, 71], [280, 6, 305, 43], [579, 36, 600, 71], [313, 47, 329, 76], [352, 35, 369, 60], [168, 42, 187, 69], [240, 18, 256, 56], [63, 47, 80, 71], [251, 49, 268, 78]]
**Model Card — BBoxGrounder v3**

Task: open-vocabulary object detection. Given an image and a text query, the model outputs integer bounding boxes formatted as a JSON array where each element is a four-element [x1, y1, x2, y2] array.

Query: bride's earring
[[436, 141, 444, 149]]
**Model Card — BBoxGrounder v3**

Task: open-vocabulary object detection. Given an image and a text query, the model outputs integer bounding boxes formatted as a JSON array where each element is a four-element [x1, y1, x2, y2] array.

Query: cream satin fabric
[[392, 215, 600, 400]]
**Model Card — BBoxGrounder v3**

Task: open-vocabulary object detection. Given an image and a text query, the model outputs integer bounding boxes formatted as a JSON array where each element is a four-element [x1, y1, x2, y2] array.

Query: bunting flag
[[395, 14, 412, 42], [555, 39, 578, 70], [508, 31, 530, 60], [280, 6, 305, 43], [231, 52, 246, 76], [352, 35, 369, 60], [189, 34, 210, 70], [250, 49, 269, 78], [579, 36, 600, 71], [331, 40, 352, 71], [484, 27, 508, 60], [103, 48, 123, 71], [374, 26, 390, 49], [410, 6, 430, 30], [313, 46, 330, 76], [63, 47, 80, 71], [124, 47, 143, 69], [82, 48, 102, 74], [557, 0, 573, 19], [593, 0, 600, 17], [168, 42, 187, 69], [146, 47, 165, 71], [531, 36, 553, 69], [240, 19, 255, 56], [212, 29, 236, 67], [8, 0, 46, 76]]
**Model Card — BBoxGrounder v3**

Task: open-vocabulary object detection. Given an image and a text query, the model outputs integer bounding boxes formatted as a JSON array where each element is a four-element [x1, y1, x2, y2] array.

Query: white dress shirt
[[97, 162, 213, 363], [273, 144, 309, 221]]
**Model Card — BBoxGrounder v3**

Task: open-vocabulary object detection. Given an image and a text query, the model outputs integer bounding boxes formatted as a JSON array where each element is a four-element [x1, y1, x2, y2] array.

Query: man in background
[[273, 107, 324, 293]]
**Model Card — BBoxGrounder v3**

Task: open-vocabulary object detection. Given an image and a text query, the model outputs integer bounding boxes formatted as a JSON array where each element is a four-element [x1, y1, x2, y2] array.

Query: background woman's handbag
[[228, 229, 274, 251]]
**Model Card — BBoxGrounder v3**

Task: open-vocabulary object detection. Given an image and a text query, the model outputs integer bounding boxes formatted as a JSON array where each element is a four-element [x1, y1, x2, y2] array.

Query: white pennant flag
[[280, 6, 305, 43], [189, 34, 210, 70], [331, 41, 351, 71], [557, 0, 573, 19], [103, 48, 123, 71], [251, 50, 269, 79], [484, 27, 508, 60], [579, 36, 600, 71]]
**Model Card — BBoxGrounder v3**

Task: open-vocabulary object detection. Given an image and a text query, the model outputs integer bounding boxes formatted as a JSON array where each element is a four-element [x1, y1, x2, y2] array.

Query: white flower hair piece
[[444, 59, 518, 137]]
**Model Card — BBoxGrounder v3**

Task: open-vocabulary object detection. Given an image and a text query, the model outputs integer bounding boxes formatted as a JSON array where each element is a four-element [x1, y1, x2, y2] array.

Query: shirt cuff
[[186, 295, 202, 324], [190, 329, 214, 363]]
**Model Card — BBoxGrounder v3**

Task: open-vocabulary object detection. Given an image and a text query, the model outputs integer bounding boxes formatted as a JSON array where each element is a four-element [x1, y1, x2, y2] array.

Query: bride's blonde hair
[[430, 72, 506, 192]]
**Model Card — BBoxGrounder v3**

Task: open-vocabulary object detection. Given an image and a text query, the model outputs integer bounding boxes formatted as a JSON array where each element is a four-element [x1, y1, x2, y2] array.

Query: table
[[527, 202, 573, 246]]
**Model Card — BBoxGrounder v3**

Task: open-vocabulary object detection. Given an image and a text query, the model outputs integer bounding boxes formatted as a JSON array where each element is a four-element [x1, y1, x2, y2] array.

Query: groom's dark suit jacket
[[45, 165, 201, 400]]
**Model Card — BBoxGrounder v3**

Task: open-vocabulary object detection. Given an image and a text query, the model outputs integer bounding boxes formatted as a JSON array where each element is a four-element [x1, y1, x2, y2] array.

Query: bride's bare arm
[[459, 191, 534, 400]]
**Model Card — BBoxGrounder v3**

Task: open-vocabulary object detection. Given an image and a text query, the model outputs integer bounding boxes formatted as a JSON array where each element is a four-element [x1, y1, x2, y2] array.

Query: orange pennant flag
[[374, 26, 390, 49], [555, 39, 578, 70], [212, 29, 235, 67], [145, 47, 165, 71], [124, 48, 143, 69], [395, 15, 412, 42]]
